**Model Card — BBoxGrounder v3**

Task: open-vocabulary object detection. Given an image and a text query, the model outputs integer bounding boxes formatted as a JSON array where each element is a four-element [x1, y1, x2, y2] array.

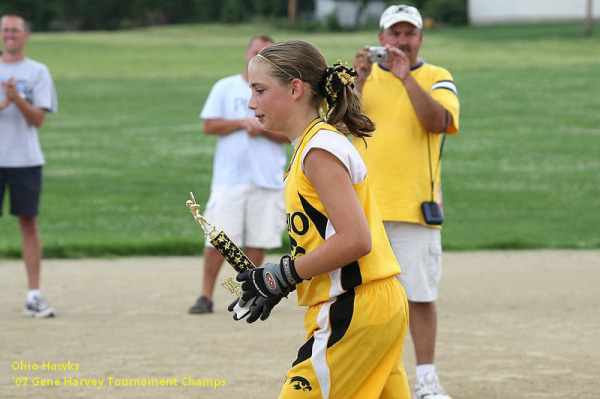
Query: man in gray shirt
[[1, 13, 58, 317]]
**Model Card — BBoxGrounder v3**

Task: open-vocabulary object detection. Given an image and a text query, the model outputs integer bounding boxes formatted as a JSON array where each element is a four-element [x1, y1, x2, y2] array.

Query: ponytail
[[320, 61, 375, 140]]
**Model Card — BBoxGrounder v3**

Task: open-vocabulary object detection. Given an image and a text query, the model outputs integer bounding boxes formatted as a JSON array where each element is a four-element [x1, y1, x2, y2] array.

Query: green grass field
[[0, 22, 598, 258]]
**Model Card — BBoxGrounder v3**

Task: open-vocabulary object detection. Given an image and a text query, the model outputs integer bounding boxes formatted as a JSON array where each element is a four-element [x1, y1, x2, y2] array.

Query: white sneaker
[[414, 372, 452, 399], [24, 295, 55, 318]]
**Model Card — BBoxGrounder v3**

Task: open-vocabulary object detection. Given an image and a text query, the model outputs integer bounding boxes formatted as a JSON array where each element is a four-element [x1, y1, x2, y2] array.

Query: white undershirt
[[294, 127, 367, 185]]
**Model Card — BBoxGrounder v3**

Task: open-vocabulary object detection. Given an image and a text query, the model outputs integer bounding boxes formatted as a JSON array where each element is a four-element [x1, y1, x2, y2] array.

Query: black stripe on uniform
[[327, 288, 355, 348], [291, 288, 356, 366], [298, 193, 328, 240], [297, 192, 362, 288], [341, 260, 362, 290], [292, 336, 314, 367]]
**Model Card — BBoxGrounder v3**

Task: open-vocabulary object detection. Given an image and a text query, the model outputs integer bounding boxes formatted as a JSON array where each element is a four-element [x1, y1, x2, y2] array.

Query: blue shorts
[[0, 166, 43, 217]]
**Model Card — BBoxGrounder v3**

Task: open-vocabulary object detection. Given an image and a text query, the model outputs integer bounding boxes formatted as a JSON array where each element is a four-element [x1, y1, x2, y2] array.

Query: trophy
[[186, 192, 255, 318]]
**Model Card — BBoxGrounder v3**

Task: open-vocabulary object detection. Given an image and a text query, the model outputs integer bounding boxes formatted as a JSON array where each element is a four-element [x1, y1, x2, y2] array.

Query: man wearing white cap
[[352, 5, 460, 399]]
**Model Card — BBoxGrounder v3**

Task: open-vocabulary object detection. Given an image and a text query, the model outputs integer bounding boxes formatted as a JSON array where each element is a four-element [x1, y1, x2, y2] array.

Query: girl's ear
[[290, 78, 303, 99]]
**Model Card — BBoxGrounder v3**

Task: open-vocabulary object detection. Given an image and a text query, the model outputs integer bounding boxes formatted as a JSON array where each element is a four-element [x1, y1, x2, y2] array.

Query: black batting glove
[[228, 255, 302, 323], [239, 255, 302, 300]]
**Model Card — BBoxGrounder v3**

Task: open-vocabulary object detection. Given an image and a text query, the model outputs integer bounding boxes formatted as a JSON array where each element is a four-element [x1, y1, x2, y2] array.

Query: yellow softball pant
[[279, 276, 410, 399]]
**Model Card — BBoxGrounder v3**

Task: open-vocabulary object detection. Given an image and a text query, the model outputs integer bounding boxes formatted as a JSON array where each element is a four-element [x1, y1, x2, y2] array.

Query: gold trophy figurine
[[186, 193, 256, 317]]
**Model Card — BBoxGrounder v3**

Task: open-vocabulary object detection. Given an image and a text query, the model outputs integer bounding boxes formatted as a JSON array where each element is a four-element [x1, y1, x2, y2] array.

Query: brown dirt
[[1, 250, 598, 398]]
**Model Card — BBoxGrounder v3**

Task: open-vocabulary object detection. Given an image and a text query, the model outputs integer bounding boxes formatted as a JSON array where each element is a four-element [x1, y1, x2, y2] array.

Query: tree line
[[0, 0, 467, 32], [0, 0, 315, 31]]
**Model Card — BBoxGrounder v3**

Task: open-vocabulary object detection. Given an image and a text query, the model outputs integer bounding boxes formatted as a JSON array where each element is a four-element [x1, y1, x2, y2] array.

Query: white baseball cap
[[379, 5, 423, 30]]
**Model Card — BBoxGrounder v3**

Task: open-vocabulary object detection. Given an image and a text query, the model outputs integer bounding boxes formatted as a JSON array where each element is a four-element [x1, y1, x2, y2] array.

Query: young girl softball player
[[229, 40, 411, 399]]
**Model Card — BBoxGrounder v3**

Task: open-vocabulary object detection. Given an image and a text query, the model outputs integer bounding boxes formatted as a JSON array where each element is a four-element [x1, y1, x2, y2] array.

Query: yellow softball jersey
[[284, 118, 402, 307], [354, 62, 460, 227]]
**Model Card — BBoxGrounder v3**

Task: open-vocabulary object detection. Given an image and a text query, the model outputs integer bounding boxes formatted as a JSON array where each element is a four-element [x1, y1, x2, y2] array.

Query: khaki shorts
[[203, 184, 285, 249], [383, 221, 442, 302]]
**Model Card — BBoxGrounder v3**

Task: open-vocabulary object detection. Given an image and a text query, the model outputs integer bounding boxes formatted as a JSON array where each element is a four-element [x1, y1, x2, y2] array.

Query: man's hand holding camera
[[353, 44, 413, 92], [384, 45, 412, 82], [353, 46, 374, 93]]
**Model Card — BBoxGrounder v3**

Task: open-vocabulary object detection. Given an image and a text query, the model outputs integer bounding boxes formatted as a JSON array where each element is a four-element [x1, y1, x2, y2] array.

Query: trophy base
[[232, 298, 255, 320]]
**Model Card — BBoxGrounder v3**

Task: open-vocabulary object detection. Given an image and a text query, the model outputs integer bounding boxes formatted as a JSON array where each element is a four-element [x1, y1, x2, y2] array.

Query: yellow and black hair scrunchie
[[320, 61, 358, 114]]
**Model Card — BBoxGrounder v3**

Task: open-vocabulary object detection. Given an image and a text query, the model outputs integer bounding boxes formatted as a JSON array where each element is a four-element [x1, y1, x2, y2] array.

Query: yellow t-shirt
[[354, 62, 460, 226], [285, 118, 401, 306]]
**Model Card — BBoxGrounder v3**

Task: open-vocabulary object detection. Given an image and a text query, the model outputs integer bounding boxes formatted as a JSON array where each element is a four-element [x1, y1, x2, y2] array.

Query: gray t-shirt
[[0, 57, 58, 167]]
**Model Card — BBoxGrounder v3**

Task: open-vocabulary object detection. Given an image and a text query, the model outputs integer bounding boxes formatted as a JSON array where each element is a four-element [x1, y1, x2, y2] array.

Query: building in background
[[468, 0, 598, 25]]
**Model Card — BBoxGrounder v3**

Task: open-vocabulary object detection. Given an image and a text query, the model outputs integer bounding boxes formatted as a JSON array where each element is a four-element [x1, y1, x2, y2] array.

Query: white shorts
[[383, 221, 442, 302], [203, 184, 286, 249]]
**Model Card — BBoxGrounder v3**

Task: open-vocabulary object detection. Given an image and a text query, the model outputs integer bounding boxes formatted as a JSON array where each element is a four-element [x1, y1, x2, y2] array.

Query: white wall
[[468, 0, 599, 25]]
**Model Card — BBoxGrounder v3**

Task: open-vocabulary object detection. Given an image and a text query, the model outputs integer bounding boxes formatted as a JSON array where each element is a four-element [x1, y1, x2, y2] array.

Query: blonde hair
[[256, 40, 374, 140]]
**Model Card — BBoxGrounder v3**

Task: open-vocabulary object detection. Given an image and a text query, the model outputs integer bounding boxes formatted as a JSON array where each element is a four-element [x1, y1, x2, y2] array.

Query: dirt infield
[[1, 250, 598, 399]]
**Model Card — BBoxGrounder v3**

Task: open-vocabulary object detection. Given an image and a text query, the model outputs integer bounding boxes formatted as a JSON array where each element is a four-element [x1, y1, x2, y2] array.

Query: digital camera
[[368, 46, 390, 63]]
